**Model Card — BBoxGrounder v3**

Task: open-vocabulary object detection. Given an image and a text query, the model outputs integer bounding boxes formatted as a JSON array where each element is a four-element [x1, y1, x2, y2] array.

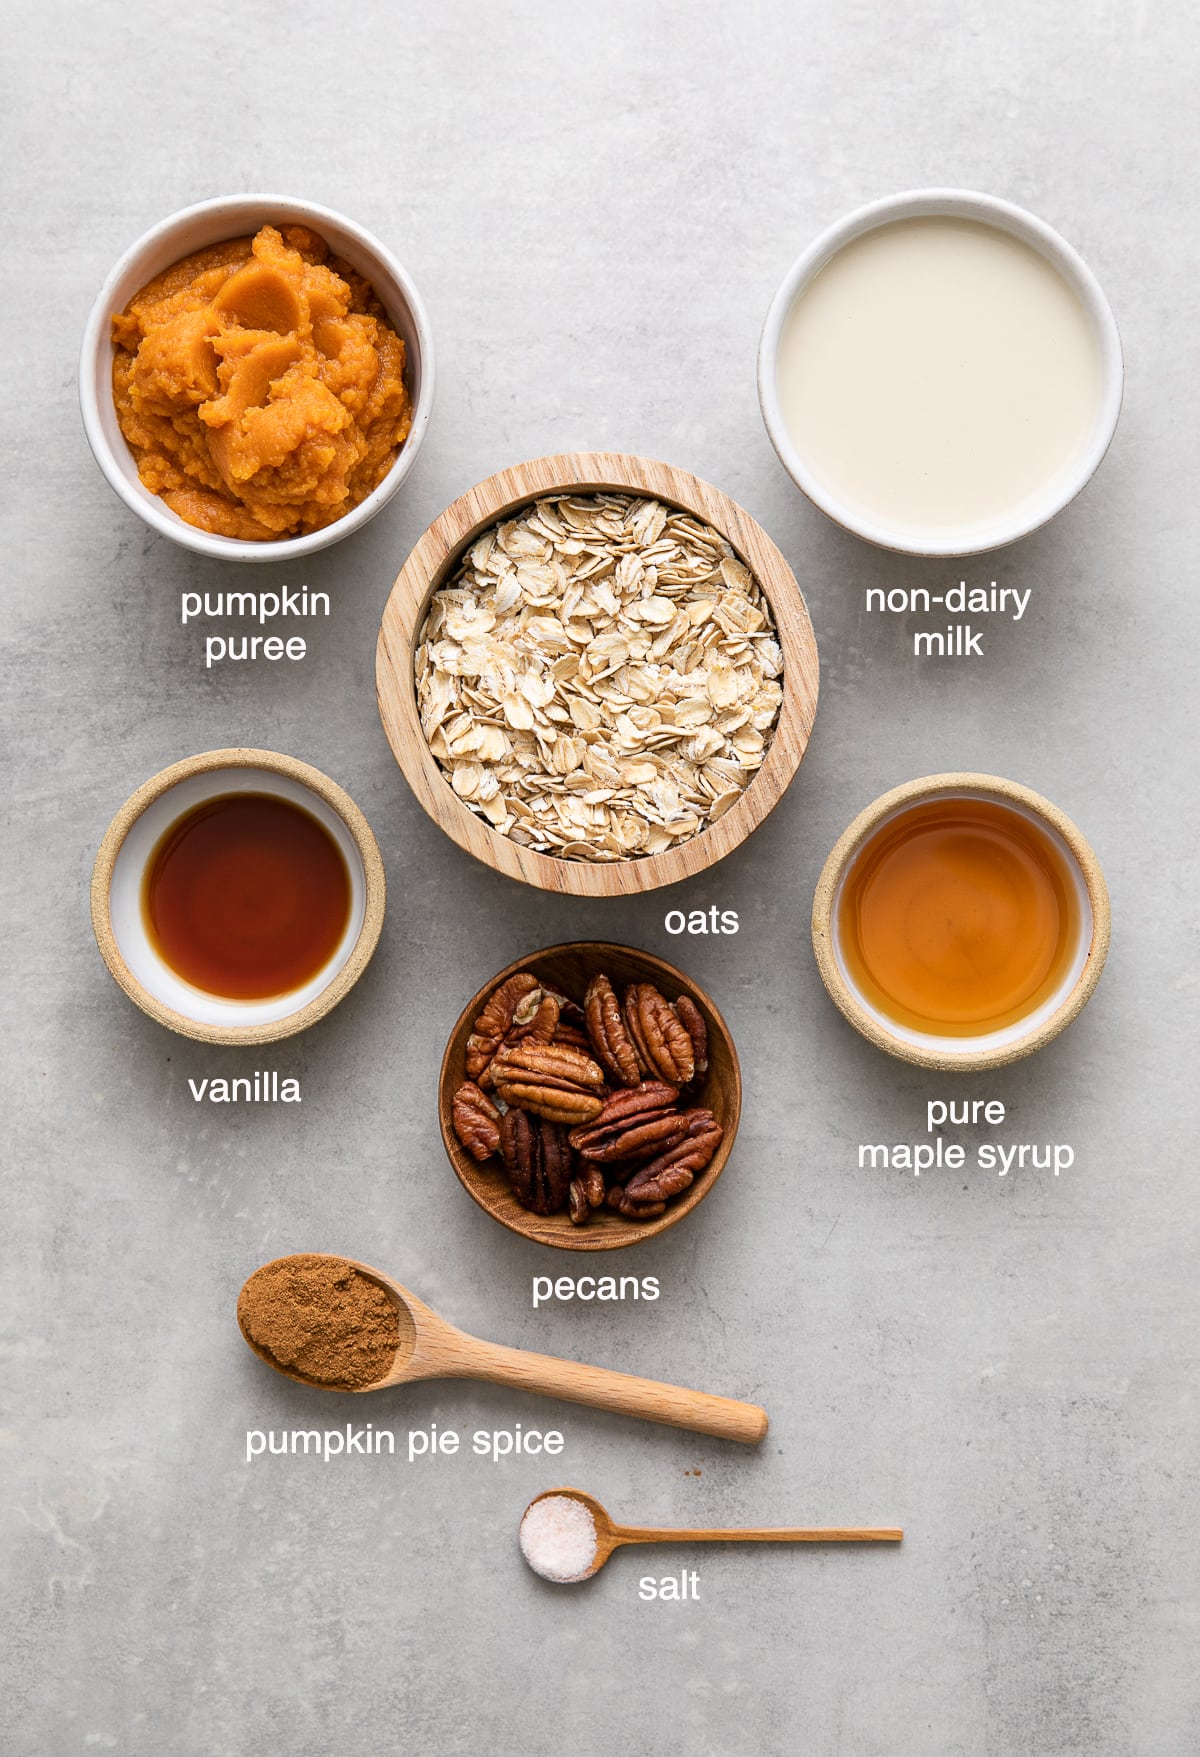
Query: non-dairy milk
[[774, 217, 1103, 541]]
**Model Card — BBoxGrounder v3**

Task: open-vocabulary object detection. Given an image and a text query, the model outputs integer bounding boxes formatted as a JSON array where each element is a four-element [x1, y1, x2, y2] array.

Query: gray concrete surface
[[3, 3, 1198, 1753]]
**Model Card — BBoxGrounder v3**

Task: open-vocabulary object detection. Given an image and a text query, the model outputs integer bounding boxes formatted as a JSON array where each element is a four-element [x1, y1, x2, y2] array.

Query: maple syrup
[[143, 793, 351, 1000], [836, 795, 1081, 1036]]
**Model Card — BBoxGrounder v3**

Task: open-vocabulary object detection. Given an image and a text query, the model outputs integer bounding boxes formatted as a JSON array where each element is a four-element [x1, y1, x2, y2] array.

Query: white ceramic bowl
[[79, 195, 435, 563], [91, 749, 386, 1044], [758, 189, 1123, 557]]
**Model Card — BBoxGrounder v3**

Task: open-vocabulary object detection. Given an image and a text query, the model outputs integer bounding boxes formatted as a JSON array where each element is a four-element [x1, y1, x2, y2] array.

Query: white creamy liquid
[[775, 217, 1103, 540]]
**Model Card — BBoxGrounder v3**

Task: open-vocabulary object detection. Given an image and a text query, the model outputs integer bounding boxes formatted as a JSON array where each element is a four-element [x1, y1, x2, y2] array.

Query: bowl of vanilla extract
[[91, 748, 386, 1044]]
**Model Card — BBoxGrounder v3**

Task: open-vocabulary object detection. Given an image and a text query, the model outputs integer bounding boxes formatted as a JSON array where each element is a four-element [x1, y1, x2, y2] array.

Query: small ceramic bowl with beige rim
[[91, 749, 386, 1045], [758, 189, 1123, 556], [79, 194, 435, 562], [811, 773, 1110, 1071]]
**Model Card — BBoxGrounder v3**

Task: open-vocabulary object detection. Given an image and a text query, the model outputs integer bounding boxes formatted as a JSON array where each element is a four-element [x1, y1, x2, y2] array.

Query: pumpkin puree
[[111, 225, 411, 540]]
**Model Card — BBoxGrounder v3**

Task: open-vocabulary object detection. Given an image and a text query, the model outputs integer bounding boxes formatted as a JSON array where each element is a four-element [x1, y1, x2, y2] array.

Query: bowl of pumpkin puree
[[80, 195, 434, 561]]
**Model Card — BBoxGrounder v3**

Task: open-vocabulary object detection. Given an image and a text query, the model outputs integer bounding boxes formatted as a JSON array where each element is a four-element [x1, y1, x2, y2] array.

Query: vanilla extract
[[143, 791, 350, 1000]]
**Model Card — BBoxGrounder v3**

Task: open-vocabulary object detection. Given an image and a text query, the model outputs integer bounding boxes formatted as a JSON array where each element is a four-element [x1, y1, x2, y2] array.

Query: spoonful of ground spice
[[237, 1255, 400, 1390], [236, 1253, 768, 1443]]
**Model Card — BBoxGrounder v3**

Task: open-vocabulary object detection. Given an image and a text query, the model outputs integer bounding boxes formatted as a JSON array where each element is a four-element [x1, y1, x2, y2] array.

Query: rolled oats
[[414, 494, 784, 860]]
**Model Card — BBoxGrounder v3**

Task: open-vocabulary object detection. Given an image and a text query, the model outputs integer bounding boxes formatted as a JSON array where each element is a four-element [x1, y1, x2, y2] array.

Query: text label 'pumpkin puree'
[[111, 225, 411, 540]]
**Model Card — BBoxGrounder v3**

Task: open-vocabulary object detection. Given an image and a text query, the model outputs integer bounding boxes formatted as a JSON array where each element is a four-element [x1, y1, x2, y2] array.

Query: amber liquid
[[143, 793, 351, 1000], [836, 796, 1081, 1036]]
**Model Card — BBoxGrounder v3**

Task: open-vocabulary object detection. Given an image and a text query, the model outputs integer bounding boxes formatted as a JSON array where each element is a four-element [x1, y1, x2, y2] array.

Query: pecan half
[[606, 1185, 666, 1220], [500, 1109, 574, 1215], [624, 1108, 723, 1203], [581, 1162, 606, 1208], [451, 1081, 502, 1161], [568, 1082, 684, 1162], [623, 983, 695, 1085], [506, 987, 560, 1048], [465, 972, 540, 1080], [479, 989, 564, 1088], [568, 1178, 591, 1225], [585, 973, 642, 1087], [552, 1021, 594, 1054], [490, 1041, 606, 1125], [675, 994, 708, 1083]]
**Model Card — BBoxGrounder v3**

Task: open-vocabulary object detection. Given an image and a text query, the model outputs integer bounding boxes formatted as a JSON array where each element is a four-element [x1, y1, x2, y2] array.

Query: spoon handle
[[614, 1526, 903, 1545], [457, 1338, 768, 1443]]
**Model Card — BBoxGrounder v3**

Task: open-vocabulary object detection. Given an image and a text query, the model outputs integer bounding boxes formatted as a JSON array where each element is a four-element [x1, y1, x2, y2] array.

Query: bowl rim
[[757, 187, 1125, 558], [810, 771, 1111, 1070], [78, 193, 435, 563], [90, 747, 387, 1044], [376, 450, 820, 895], [439, 940, 743, 1251]]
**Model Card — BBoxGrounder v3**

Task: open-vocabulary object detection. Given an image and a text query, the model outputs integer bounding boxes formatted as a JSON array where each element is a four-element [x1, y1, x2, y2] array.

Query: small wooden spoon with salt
[[520, 1488, 903, 1583], [239, 1254, 768, 1445]]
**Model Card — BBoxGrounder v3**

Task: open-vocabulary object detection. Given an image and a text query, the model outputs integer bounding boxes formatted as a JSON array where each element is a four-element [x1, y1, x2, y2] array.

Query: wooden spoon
[[520, 1488, 903, 1582], [239, 1255, 768, 1445]]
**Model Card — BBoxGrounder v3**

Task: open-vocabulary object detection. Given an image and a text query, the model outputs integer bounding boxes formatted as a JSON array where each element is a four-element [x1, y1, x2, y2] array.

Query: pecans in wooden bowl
[[439, 943, 741, 1252]]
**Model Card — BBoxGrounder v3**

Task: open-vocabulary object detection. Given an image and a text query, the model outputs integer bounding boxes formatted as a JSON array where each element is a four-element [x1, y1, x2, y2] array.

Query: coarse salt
[[519, 1494, 599, 1583]]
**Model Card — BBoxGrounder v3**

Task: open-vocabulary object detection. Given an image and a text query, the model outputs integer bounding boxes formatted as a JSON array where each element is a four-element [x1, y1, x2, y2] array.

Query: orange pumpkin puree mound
[[111, 225, 412, 540]]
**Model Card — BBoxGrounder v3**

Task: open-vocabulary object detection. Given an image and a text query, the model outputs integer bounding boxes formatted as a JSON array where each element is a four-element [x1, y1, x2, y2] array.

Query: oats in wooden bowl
[[414, 493, 784, 860], [377, 454, 819, 896]]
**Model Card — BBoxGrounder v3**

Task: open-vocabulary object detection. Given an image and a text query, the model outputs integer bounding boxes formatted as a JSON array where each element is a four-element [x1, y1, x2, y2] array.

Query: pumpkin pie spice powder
[[237, 1255, 400, 1390]]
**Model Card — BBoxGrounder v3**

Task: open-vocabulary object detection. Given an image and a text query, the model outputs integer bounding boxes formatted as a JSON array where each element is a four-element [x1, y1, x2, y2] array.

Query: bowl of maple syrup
[[91, 749, 386, 1044], [811, 774, 1110, 1070]]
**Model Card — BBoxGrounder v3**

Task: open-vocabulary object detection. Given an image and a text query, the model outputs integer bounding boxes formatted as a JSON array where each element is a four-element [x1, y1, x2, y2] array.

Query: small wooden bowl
[[439, 942, 742, 1251], [811, 773, 1111, 1071], [377, 452, 819, 895], [91, 748, 386, 1045]]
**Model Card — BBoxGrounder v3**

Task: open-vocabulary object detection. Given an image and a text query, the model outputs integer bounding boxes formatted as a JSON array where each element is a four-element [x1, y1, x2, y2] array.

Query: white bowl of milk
[[758, 190, 1123, 556]]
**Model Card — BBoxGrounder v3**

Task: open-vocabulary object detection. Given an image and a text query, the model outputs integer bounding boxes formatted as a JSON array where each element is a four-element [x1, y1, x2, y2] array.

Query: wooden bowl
[[377, 452, 819, 895], [91, 748, 386, 1045], [439, 942, 742, 1251], [811, 773, 1111, 1071]]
